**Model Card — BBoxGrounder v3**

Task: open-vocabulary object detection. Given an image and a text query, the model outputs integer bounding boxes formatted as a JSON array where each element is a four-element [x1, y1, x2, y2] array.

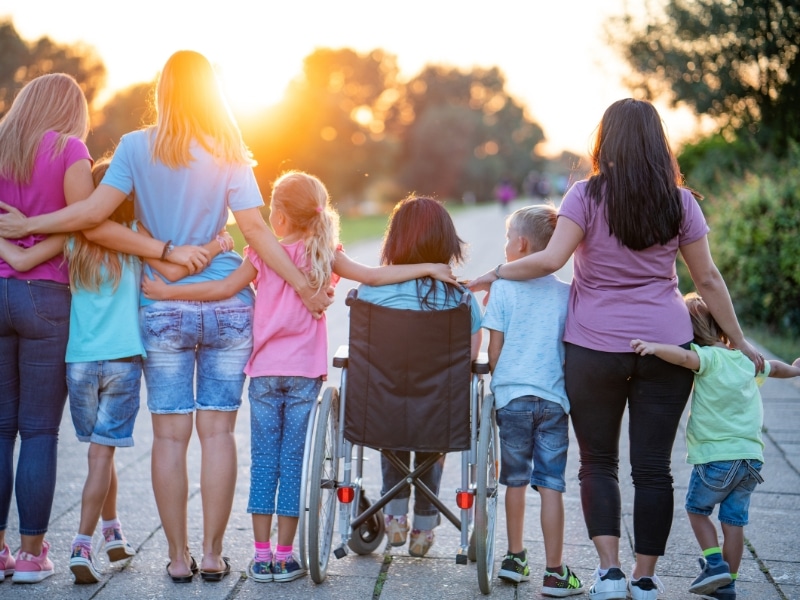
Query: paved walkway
[[3, 199, 799, 599]]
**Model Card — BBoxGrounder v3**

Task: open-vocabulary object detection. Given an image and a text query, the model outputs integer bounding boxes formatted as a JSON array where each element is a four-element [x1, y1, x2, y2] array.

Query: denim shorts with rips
[[685, 459, 764, 527]]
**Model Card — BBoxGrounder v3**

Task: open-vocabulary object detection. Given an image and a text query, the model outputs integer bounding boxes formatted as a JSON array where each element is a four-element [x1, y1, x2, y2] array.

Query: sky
[[2, 0, 702, 157]]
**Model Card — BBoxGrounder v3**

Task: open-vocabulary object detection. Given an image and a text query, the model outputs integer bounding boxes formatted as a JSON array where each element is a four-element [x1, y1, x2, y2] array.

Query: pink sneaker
[[12, 540, 54, 583], [0, 544, 15, 582]]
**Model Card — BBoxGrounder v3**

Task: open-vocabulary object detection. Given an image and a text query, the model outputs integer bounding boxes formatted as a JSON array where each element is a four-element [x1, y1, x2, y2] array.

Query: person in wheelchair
[[482, 204, 583, 596], [357, 196, 483, 557]]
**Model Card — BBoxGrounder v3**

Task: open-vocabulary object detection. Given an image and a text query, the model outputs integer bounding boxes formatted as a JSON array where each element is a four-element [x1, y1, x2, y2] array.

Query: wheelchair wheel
[[475, 393, 499, 595], [297, 396, 320, 570], [308, 387, 340, 583], [347, 493, 386, 555]]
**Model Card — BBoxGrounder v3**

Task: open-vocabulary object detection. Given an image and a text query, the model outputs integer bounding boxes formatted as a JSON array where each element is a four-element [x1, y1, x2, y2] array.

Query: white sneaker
[[627, 572, 665, 600], [588, 567, 627, 600]]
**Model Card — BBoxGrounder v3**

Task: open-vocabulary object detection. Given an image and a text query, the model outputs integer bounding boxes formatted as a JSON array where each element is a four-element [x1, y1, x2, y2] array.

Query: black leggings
[[565, 342, 693, 556]]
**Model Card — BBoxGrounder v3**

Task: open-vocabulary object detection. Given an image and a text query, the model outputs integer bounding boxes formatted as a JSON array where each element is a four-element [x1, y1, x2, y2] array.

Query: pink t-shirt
[[0, 131, 91, 283], [559, 180, 709, 352], [243, 241, 338, 378]]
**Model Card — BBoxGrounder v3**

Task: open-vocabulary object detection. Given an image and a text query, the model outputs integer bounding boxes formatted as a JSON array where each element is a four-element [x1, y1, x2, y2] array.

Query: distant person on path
[[631, 293, 800, 600], [358, 196, 483, 558], [0, 50, 331, 584], [142, 173, 457, 582], [495, 179, 516, 212], [469, 98, 763, 600], [483, 204, 583, 596]]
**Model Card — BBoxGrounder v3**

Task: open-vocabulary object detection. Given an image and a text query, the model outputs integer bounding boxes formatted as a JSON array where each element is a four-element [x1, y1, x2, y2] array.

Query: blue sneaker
[[689, 557, 732, 595], [249, 559, 273, 582], [699, 581, 736, 600], [272, 555, 306, 582]]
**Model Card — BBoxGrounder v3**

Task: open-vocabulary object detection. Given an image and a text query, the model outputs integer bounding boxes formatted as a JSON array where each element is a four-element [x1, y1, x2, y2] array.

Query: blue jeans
[[686, 459, 763, 527], [247, 376, 321, 517], [0, 278, 70, 536], [140, 298, 253, 414], [496, 396, 569, 492], [67, 358, 143, 447]]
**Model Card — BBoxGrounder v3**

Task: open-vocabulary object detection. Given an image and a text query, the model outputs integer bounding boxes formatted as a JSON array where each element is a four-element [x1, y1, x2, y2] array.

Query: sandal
[[166, 555, 198, 583], [200, 556, 231, 582]]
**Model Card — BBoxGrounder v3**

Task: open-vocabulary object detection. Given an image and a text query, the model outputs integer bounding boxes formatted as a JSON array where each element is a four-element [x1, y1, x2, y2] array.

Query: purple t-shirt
[[559, 180, 709, 352], [0, 131, 91, 283]]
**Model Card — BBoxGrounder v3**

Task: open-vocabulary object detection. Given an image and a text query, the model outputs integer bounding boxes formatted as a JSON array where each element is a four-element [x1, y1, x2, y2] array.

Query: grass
[[743, 322, 800, 363]]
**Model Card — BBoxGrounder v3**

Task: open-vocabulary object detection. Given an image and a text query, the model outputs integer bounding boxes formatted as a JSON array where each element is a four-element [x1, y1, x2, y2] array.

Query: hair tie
[[315, 206, 323, 213]]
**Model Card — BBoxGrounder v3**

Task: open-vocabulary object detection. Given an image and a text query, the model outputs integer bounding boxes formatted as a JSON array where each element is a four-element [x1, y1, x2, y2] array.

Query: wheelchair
[[298, 288, 499, 594]]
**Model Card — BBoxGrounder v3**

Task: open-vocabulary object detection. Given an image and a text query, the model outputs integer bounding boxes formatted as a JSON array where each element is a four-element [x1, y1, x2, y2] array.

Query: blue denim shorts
[[496, 395, 569, 492], [140, 298, 253, 414], [67, 358, 143, 447], [685, 459, 764, 527]]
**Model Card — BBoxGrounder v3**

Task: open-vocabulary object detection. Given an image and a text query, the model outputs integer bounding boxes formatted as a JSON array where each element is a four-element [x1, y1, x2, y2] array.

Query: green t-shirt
[[686, 344, 768, 465]]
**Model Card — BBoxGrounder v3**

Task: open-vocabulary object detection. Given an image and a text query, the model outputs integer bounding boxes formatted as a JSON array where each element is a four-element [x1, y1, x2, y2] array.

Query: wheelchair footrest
[[455, 553, 468, 565], [334, 545, 348, 559]]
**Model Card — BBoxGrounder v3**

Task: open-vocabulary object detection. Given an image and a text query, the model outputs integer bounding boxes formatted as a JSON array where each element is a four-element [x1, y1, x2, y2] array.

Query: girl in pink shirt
[[143, 170, 454, 583]]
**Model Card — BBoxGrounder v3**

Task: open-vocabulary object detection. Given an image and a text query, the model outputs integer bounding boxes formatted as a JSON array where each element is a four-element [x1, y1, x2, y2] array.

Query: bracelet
[[494, 263, 503, 279], [216, 234, 232, 253], [161, 240, 174, 260]]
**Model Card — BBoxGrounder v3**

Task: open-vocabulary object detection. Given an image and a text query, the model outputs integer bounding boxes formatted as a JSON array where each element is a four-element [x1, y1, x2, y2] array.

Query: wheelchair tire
[[475, 392, 499, 595], [308, 387, 340, 583], [347, 493, 386, 555], [297, 396, 320, 570]]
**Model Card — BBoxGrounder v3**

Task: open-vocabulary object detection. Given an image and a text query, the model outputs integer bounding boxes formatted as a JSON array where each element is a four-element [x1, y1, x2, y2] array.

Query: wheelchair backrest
[[342, 288, 472, 452]]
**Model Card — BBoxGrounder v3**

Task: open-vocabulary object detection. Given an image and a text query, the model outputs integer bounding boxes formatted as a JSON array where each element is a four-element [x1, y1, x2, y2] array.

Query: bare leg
[[593, 535, 621, 570], [196, 409, 238, 572], [18, 534, 45, 556], [252, 513, 273, 544], [277, 516, 299, 547], [505, 486, 526, 554], [632, 554, 659, 579], [151, 413, 193, 577], [720, 523, 744, 574], [539, 488, 565, 568], [77, 444, 116, 536], [101, 459, 119, 522], [688, 512, 721, 551]]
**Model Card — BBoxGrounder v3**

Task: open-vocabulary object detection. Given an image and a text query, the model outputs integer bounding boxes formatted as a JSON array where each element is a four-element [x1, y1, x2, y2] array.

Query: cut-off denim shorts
[[685, 459, 764, 527], [140, 297, 253, 414], [496, 395, 569, 492], [67, 358, 143, 447]]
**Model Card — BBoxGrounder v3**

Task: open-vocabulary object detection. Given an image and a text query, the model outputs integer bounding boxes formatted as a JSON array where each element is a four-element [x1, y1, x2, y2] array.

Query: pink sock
[[275, 544, 293, 562], [254, 541, 272, 563]]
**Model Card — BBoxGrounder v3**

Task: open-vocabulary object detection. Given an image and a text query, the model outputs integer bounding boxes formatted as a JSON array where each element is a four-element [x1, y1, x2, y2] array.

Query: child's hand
[[216, 229, 235, 253], [630, 339, 656, 356], [794, 357, 800, 369], [142, 273, 172, 300], [428, 263, 457, 285]]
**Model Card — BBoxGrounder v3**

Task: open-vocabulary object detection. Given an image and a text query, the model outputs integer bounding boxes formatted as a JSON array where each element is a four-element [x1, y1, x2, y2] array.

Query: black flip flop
[[200, 556, 231, 582], [166, 561, 194, 583]]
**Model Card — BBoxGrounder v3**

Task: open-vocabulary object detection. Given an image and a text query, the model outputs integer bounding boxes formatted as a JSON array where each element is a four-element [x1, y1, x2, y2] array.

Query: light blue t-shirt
[[482, 275, 570, 412], [102, 129, 262, 306], [65, 234, 146, 362], [357, 279, 483, 334]]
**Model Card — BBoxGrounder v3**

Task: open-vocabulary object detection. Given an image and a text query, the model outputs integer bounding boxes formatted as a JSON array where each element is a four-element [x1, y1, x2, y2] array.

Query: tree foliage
[[87, 82, 155, 159], [0, 20, 106, 117], [609, 0, 800, 152]]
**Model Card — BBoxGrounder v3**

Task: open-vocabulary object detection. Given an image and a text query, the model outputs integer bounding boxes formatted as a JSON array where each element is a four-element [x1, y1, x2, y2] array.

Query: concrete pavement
[[2, 199, 799, 599]]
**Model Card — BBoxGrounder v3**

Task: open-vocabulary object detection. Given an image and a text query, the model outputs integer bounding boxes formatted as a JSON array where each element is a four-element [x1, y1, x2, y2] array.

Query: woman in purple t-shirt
[[470, 99, 762, 600]]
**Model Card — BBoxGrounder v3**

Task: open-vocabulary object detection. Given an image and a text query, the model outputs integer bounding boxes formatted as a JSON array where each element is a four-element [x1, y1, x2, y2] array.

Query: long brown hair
[[381, 196, 465, 309], [0, 73, 89, 184], [585, 98, 684, 251], [66, 158, 135, 292]]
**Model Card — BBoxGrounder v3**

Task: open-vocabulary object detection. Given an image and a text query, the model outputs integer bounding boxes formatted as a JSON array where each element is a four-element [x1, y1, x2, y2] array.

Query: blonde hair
[[66, 157, 135, 292], [685, 292, 729, 347], [152, 50, 252, 168], [507, 203, 558, 252], [0, 73, 89, 184], [271, 171, 340, 291]]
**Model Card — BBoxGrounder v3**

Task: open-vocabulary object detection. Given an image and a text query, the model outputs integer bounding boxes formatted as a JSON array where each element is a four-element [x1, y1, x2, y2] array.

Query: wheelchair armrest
[[472, 351, 490, 375], [333, 344, 349, 368]]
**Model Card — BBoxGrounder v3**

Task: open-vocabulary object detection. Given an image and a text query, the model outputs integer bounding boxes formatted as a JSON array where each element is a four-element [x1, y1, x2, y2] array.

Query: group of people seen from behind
[[0, 50, 797, 600]]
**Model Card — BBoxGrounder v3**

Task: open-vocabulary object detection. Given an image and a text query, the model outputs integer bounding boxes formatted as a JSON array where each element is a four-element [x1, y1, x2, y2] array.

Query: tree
[[87, 82, 155, 159], [387, 65, 545, 201], [608, 0, 800, 152], [0, 20, 106, 117]]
